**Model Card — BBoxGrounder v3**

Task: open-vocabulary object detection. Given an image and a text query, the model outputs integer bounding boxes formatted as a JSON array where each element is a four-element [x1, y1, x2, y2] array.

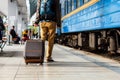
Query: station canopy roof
[[29, 0, 37, 17]]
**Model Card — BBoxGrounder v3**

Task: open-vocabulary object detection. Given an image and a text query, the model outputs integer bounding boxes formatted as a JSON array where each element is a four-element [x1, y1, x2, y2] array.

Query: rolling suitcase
[[24, 39, 45, 65]]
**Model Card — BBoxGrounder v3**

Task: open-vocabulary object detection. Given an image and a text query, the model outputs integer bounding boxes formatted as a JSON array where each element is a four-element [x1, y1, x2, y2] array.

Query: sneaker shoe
[[47, 59, 54, 62]]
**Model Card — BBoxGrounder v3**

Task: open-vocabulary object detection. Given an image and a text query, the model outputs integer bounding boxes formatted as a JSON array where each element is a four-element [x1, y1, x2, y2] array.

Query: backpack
[[40, 0, 55, 20]]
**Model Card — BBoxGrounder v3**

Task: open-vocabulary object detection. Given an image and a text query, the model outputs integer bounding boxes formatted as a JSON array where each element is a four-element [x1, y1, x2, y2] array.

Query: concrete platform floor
[[0, 43, 120, 80]]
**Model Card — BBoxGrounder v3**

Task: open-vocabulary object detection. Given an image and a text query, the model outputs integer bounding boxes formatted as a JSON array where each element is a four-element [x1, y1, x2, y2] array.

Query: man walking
[[35, 0, 61, 62]]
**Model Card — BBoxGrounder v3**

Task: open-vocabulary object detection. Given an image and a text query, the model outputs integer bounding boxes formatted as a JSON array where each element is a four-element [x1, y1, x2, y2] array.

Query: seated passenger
[[22, 29, 29, 42], [10, 26, 20, 44]]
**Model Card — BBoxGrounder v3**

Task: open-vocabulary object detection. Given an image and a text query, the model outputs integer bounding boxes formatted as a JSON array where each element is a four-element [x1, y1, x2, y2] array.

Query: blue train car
[[56, 0, 120, 54], [61, 0, 120, 33]]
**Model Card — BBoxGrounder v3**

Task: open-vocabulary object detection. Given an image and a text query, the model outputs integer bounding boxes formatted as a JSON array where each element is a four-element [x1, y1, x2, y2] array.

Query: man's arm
[[35, 0, 41, 24]]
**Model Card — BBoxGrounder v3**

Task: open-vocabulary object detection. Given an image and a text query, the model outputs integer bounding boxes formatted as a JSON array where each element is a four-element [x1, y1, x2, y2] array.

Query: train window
[[61, 1, 65, 17], [72, 0, 74, 10], [66, 0, 69, 14], [74, 0, 77, 9], [83, 0, 90, 4], [68, 0, 72, 12], [71, 0, 78, 10], [76, 0, 81, 7], [64, 1, 66, 15]]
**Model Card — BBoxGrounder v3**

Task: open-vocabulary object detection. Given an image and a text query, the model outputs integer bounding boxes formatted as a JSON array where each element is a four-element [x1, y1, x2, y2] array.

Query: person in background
[[0, 16, 5, 42], [27, 25, 34, 39], [33, 22, 39, 39], [22, 29, 29, 42], [35, 0, 61, 62], [10, 26, 20, 44]]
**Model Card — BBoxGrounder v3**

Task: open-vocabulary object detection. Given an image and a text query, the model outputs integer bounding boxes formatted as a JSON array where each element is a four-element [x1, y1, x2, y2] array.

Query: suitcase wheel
[[26, 62, 28, 65], [40, 63, 43, 65]]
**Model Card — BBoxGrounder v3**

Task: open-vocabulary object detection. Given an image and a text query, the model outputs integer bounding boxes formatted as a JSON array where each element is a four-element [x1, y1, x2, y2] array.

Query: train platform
[[0, 43, 120, 80]]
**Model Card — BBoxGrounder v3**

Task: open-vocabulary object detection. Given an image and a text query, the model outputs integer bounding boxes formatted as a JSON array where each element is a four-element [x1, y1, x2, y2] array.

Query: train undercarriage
[[55, 29, 120, 54]]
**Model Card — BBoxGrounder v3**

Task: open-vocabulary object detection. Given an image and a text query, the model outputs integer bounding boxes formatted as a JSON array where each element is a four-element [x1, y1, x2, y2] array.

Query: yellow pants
[[40, 21, 56, 60]]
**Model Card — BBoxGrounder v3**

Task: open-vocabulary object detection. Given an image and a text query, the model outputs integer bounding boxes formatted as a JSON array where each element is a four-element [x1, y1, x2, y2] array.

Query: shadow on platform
[[0, 51, 23, 57]]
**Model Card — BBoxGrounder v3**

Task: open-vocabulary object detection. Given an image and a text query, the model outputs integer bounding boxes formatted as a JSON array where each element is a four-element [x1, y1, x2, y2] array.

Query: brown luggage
[[24, 39, 45, 65]]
